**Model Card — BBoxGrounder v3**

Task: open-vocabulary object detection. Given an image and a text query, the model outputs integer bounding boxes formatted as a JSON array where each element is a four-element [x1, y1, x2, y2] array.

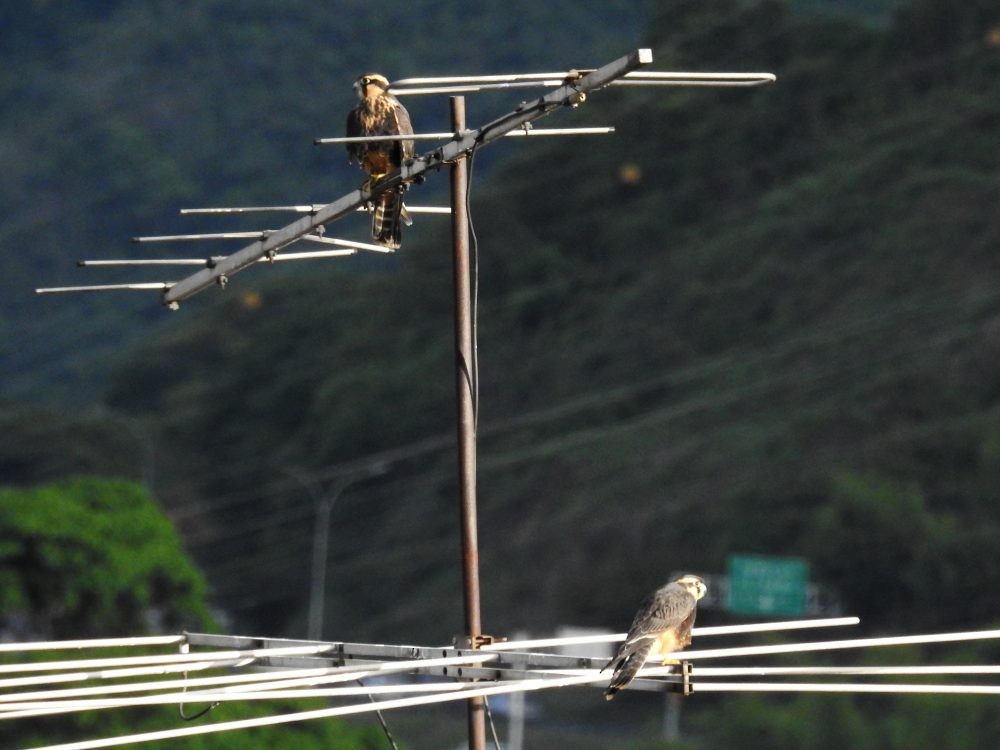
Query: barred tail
[[371, 189, 406, 249], [604, 640, 654, 700]]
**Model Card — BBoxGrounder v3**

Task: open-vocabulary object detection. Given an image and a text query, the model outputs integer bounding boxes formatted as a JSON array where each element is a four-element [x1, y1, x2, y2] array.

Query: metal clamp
[[454, 634, 506, 649], [671, 660, 693, 696]]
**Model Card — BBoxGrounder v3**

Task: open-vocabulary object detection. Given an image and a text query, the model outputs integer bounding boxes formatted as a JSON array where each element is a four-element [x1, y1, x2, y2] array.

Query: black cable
[[466, 142, 481, 433], [464, 95, 556, 434], [178, 667, 219, 721], [484, 695, 504, 750], [357, 678, 401, 750], [178, 701, 218, 721]]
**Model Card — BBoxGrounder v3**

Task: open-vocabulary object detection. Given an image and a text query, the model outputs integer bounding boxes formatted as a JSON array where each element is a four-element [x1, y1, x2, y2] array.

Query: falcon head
[[675, 574, 707, 601], [354, 73, 391, 101]]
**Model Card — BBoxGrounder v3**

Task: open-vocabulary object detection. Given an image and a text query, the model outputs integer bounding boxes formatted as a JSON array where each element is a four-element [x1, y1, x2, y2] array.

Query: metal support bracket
[[455, 634, 506, 650], [668, 660, 693, 696]]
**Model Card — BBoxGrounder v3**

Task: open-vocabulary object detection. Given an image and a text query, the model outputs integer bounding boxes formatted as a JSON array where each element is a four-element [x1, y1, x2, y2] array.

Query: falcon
[[345, 73, 415, 249], [604, 574, 707, 700]]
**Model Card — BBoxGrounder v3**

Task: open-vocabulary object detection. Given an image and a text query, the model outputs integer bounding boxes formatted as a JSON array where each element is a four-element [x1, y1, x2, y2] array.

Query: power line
[[175, 289, 987, 552], [162, 280, 1000, 525]]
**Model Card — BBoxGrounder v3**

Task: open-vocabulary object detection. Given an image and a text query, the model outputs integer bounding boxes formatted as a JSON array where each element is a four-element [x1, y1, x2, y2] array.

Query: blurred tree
[[0, 405, 152, 488], [0, 477, 211, 639], [803, 468, 1000, 630], [0, 476, 384, 749]]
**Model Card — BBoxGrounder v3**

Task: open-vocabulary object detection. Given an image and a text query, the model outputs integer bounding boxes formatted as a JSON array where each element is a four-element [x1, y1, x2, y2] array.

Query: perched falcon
[[604, 574, 707, 700], [345, 73, 415, 249]]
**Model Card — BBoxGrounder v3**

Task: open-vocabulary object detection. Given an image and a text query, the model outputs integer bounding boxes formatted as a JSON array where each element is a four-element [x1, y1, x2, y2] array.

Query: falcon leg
[[359, 173, 387, 192]]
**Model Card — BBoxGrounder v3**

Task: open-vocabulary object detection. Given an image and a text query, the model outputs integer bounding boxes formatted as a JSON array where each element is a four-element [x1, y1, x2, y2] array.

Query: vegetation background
[[3, 0, 1000, 747]]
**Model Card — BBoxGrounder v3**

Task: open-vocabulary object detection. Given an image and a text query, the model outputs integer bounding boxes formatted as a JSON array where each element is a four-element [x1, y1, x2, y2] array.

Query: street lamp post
[[285, 465, 387, 641]]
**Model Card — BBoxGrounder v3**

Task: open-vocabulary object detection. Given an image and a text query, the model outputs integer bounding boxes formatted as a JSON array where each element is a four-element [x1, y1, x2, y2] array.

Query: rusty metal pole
[[449, 95, 487, 750]]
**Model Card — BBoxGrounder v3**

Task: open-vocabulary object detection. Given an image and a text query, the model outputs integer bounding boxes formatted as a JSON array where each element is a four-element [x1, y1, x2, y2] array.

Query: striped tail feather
[[371, 189, 406, 249], [604, 639, 655, 700]]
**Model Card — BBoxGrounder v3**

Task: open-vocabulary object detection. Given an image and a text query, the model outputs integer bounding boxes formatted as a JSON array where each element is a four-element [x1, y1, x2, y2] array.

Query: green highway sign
[[727, 554, 808, 617]]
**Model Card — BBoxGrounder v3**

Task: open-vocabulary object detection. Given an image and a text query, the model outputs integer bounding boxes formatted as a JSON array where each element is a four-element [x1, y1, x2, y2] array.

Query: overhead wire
[[173, 270, 997, 527], [177, 304, 990, 618], [357, 678, 402, 750], [484, 696, 503, 750], [162, 278, 1000, 526], [467, 140, 481, 432], [180, 288, 990, 552]]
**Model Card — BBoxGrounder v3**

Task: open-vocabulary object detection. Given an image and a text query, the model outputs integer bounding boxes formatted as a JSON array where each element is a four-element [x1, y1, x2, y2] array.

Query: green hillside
[[93, 0, 1000, 641], [6, 0, 1000, 746]]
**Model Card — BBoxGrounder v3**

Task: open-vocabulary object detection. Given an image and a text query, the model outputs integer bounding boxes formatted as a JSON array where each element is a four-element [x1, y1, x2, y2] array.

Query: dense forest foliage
[[5, 0, 1000, 747]]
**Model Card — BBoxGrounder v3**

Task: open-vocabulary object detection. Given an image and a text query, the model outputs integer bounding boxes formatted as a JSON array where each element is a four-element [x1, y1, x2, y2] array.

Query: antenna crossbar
[[77, 249, 358, 269], [35, 283, 173, 295], [314, 127, 614, 144], [480, 617, 860, 651], [693, 682, 1000, 696], [178, 205, 451, 215], [390, 71, 775, 86], [133, 232, 390, 253], [389, 70, 775, 95], [133, 231, 273, 242], [0, 636, 186, 653]]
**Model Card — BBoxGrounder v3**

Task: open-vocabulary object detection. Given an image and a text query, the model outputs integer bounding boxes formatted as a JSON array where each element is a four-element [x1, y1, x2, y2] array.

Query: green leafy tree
[[0, 477, 211, 638], [1, 478, 385, 749]]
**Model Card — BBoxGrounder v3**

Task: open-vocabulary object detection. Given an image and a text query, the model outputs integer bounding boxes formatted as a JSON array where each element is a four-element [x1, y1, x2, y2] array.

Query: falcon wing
[[609, 590, 668, 663], [345, 107, 364, 163], [621, 585, 695, 654], [388, 96, 415, 163], [675, 607, 698, 648]]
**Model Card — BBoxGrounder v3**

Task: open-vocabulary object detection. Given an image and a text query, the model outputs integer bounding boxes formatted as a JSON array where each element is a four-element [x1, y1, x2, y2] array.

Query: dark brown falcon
[[604, 574, 707, 700], [345, 73, 415, 249]]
